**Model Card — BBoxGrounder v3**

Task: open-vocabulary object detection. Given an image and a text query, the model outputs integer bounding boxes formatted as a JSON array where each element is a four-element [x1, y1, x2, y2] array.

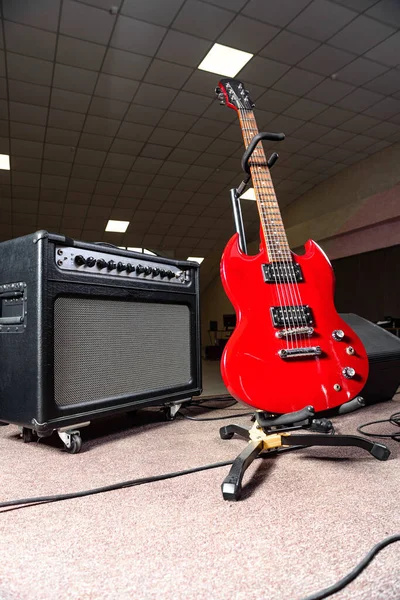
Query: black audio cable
[[357, 411, 400, 442]]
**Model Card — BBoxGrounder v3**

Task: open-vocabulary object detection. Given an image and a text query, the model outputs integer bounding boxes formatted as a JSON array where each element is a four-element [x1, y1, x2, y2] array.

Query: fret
[[238, 109, 291, 262]]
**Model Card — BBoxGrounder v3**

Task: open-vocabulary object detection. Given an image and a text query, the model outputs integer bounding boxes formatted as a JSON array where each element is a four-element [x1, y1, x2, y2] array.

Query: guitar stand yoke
[[220, 406, 390, 501]]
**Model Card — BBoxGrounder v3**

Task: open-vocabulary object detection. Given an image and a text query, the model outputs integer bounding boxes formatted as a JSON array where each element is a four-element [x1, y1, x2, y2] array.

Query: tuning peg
[[215, 86, 221, 95]]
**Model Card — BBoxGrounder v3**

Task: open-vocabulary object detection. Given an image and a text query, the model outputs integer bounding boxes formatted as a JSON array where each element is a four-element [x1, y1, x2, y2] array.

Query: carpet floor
[[0, 389, 399, 600]]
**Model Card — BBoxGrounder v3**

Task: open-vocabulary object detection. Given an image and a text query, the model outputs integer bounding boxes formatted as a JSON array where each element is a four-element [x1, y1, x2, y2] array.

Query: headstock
[[215, 78, 255, 112]]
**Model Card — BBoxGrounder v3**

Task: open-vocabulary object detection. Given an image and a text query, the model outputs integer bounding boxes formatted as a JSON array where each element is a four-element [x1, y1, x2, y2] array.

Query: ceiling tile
[[51, 89, 91, 113], [182, 70, 223, 98], [104, 153, 135, 170], [118, 122, 154, 142], [366, 0, 400, 27], [365, 31, 400, 67], [69, 178, 97, 193], [46, 127, 80, 146], [323, 147, 354, 162], [66, 192, 91, 204], [256, 89, 298, 113], [168, 149, 201, 164], [89, 97, 129, 120], [238, 56, 290, 87], [156, 30, 212, 68], [75, 147, 107, 166], [364, 96, 400, 119], [148, 127, 185, 146], [72, 164, 101, 179], [301, 141, 336, 157], [341, 134, 377, 152], [218, 15, 279, 53], [42, 160, 72, 176], [41, 174, 69, 190], [266, 115, 305, 135], [60, 0, 116, 44], [334, 0, 376, 10], [336, 88, 384, 111], [11, 139, 44, 158], [288, 0, 356, 41], [169, 91, 212, 116], [9, 102, 48, 126], [79, 133, 113, 151], [76, 0, 123, 9], [364, 139, 393, 153], [190, 117, 228, 137], [298, 45, 355, 76], [111, 15, 166, 56], [91, 194, 116, 207], [95, 73, 139, 102], [8, 81, 51, 108], [273, 68, 324, 96], [120, 0, 184, 26], [243, 0, 310, 27], [12, 171, 41, 187], [312, 106, 355, 127], [144, 60, 193, 90], [125, 104, 165, 126], [43, 143, 75, 162], [291, 122, 331, 142], [12, 157, 42, 173], [260, 31, 319, 65], [42, 200, 64, 215], [158, 110, 198, 131], [48, 108, 85, 131], [131, 157, 163, 173], [172, 0, 233, 41], [7, 53, 53, 86], [53, 64, 98, 95], [102, 48, 151, 80], [306, 79, 355, 104], [335, 58, 389, 86], [330, 15, 395, 54], [140, 143, 171, 159], [178, 133, 213, 152], [338, 113, 380, 133], [10, 122, 45, 142], [363, 69, 400, 95], [110, 138, 143, 156], [367, 121, 400, 139], [57, 35, 106, 71], [321, 128, 354, 145], [134, 83, 178, 109], [83, 115, 120, 137], [95, 181, 122, 196], [4, 21, 56, 61], [3, 0, 60, 31], [158, 160, 189, 176]]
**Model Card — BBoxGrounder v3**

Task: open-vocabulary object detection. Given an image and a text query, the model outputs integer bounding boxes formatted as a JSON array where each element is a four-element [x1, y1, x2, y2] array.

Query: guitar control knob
[[75, 255, 86, 266], [86, 256, 96, 268], [342, 367, 356, 379], [126, 263, 135, 273], [332, 329, 345, 341], [107, 260, 117, 271], [159, 269, 167, 278], [97, 258, 107, 269], [117, 262, 126, 272], [144, 266, 152, 275], [136, 264, 145, 274], [152, 267, 160, 276]]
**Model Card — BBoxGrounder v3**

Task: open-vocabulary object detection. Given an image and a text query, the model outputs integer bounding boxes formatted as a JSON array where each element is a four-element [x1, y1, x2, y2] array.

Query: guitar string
[[239, 106, 309, 349], [238, 106, 296, 350]]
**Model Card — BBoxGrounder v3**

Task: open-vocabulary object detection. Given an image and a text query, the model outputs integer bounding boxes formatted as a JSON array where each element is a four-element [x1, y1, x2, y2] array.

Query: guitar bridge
[[279, 346, 322, 359], [276, 327, 314, 339]]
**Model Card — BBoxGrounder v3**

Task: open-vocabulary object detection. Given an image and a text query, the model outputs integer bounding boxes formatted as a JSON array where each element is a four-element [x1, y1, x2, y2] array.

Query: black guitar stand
[[220, 406, 390, 501], [221, 131, 390, 501]]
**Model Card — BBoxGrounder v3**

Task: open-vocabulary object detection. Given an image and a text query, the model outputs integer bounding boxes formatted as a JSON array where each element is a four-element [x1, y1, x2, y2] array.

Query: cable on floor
[[179, 395, 254, 421], [301, 534, 400, 600], [357, 411, 400, 442]]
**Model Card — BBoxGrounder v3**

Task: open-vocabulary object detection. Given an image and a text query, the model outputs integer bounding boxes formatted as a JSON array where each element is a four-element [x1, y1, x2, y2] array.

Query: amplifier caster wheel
[[58, 430, 82, 454], [163, 403, 181, 421], [21, 427, 38, 443]]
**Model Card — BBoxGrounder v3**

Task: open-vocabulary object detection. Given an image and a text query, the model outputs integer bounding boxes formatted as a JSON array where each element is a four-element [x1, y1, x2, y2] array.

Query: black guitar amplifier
[[0, 231, 202, 446]]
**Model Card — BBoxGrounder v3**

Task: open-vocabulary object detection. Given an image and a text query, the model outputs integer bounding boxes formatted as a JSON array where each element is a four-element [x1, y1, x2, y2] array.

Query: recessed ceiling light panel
[[198, 43, 253, 78], [240, 188, 256, 201], [187, 257, 204, 264], [0, 154, 10, 170], [105, 220, 129, 233]]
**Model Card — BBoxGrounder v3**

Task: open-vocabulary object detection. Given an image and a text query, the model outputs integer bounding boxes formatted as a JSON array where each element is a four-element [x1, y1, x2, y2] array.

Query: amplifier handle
[[0, 290, 25, 325]]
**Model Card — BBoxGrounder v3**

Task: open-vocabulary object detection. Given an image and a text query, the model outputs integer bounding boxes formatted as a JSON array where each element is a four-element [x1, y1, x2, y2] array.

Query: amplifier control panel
[[55, 247, 190, 284]]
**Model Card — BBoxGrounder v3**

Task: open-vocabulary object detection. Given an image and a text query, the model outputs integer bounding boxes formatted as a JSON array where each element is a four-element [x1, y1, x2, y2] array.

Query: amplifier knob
[[136, 264, 145, 274], [117, 262, 126, 272], [86, 256, 96, 268], [152, 267, 160, 276], [75, 255, 86, 266], [126, 263, 135, 273], [107, 260, 117, 271], [144, 266, 152, 275], [97, 258, 107, 269], [166, 270, 175, 279], [159, 269, 167, 278]]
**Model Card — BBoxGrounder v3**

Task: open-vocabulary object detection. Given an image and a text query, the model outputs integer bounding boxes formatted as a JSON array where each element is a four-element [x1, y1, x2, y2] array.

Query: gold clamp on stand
[[219, 406, 390, 501]]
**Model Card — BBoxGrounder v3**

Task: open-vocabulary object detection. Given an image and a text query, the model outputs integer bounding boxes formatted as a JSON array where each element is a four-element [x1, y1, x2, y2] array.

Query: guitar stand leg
[[221, 439, 264, 501], [220, 423, 251, 441]]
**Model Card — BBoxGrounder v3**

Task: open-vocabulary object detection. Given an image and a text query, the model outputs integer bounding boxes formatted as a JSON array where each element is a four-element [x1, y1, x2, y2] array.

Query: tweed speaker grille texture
[[54, 297, 192, 407]]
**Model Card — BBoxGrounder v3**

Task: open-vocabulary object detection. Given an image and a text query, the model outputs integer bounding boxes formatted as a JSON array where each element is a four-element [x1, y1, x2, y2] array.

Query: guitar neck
[[238, 109, 291, 262]]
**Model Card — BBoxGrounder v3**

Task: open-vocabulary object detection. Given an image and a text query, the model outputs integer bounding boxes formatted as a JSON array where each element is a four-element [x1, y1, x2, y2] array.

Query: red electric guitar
[[217, 79, 369, 414]]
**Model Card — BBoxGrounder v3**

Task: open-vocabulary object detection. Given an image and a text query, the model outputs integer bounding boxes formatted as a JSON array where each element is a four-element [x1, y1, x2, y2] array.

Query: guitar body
[[220, 233, 369, 413]]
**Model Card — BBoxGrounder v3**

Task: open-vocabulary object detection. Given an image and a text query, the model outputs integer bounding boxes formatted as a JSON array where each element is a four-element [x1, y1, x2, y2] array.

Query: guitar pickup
[[278, 346, 322, 359], [263, 262, 303, 283], [270, 305, 313, 328]]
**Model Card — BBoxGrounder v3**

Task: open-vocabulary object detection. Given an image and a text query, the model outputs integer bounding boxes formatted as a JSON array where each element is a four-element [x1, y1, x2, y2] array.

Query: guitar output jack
[[346, 346, 355, 355], [333, 384, 341, 391]]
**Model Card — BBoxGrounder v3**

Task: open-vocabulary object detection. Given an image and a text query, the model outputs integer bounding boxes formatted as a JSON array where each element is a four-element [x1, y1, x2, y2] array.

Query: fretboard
[[238, 109, 291, 262]]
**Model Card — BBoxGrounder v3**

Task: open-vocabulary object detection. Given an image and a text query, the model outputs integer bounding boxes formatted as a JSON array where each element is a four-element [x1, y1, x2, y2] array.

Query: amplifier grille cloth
[[54, 297, 191, 407]]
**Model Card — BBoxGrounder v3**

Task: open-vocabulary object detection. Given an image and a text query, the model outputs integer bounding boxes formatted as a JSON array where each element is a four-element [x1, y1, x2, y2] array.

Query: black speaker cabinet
[[340, 313, 400, 405], [0, 231, 202, 442]]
